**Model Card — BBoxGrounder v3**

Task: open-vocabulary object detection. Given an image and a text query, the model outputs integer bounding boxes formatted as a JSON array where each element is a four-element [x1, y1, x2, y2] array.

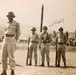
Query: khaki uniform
[[28, 33, 39, 61], [1, 21, 20, 70], [40, 32, 51, 63], [57, 32, 66, 66]]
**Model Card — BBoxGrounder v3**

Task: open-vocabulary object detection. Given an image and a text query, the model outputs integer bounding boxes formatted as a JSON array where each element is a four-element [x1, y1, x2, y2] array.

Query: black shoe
[[47, 62, 49, 67], [55, 63, 58, 67], [57, 63, 60, 67], [28, 63, 32, 66], [40, 61, 44, 66], [40, 63, 44, 66], [64, 63, 67, 68], [55, 65, 58, 67], [28, 60, 32, 66], [0, 70, 7, 75], [35, 61, 37, 66], [11, 70, 15, 75], [55, 62, 57, 67]]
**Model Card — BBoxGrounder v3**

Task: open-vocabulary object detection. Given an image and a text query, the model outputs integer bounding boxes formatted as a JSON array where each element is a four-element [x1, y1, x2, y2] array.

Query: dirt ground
[[0, 43, 76, 75]]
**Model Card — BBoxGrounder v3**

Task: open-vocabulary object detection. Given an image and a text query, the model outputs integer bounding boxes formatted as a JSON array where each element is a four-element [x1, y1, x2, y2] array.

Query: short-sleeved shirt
[[29, 33, 39, 43], [40, 32, 51, 43], [4, 21, 21, 40], [57, 32, 66, 44]]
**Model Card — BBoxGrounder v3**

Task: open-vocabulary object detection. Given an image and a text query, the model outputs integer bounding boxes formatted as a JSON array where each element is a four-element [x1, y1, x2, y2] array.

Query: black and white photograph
[[0, 0, 76, 75]]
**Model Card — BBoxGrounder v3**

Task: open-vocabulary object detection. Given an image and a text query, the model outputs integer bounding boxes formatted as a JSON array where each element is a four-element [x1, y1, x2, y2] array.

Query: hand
[[27, 45, 29, 49], [39, 45, 41, 49]]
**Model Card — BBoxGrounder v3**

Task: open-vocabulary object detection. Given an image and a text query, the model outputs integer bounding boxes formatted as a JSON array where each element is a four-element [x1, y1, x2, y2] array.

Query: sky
[[0, 0, 76, 33]]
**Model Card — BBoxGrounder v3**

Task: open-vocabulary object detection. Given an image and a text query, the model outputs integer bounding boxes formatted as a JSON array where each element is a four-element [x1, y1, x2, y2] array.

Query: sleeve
[[56, 33, 58, 43], [49, 34, 52, 43], [28, 35, 30, 45], [39, 34, 42, 46], [64, 34, 67, 44], [37, 34, 39, 43], [15, 23, 21, 40]]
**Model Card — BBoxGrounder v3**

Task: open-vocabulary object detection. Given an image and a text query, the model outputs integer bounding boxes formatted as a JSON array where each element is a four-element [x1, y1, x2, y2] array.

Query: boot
[[64, 62, 66, 68], [28, 60, 32, 66], [35, 60, 37, 66], [11, 70, 15, 75], [47, 62, 49, 67], [0, 70, 7, 75], [40, 61, 44, 66], [55, 63, 58, 67], [57, 63, 60, 67]]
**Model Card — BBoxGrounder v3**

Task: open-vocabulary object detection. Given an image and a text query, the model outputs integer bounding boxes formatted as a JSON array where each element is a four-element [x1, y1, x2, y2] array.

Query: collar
[[43, 32, 48, 34], [8, 20, 15, 23], [32, 32, 36, 35], [59, 32, 64, 35]]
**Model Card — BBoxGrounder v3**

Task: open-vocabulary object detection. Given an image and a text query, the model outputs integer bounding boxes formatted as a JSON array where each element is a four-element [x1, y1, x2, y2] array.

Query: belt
[[42, 42, 47, 43], [42, 41, 50, 43], [58, 42, 64, 45], [6, 34, 15, 37], [31, 41, 38, 43]]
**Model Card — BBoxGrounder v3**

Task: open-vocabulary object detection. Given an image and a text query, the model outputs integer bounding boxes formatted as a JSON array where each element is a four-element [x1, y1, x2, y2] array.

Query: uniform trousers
[[1, 36, 16, 70], [57, 44, 66, 64], [41, 43, 50, 62], [29, 42, 37, 61]]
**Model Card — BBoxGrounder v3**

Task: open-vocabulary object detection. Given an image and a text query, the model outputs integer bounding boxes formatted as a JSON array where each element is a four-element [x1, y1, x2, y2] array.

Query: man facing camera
[[0, 11, 21, 75]]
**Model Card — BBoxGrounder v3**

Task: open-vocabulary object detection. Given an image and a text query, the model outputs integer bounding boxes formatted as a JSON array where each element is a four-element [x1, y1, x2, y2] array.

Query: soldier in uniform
[[0, 11, 21, 75], [39, 26, 51, 67], [28, 27, 39, 66], [56, 27, 66, 67]]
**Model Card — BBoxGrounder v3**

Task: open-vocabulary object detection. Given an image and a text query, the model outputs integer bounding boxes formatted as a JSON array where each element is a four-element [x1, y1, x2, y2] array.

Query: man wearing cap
[[56, 27, 66, 67], [28, 27, 39, 66], [39, 26, 51, 67], [0, 11, 21, 75]]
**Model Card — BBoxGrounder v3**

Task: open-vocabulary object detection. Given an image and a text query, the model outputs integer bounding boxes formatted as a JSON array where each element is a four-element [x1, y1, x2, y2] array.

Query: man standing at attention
[[39, 26, 51, 67], [56, 27, 66, 67], [28, 27, 39, 66], [0, 11, 21, 75]]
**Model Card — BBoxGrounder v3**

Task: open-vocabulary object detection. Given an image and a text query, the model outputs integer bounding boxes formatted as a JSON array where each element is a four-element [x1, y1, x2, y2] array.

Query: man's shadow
[[48, 65, 76, 69], [37, 65, 76, 69]]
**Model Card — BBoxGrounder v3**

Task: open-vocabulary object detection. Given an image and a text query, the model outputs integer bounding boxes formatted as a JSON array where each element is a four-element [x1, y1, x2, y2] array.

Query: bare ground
[[0, 43, 76, 75]]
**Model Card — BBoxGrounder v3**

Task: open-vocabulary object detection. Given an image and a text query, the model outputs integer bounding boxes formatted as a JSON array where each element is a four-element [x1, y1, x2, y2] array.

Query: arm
[[55, 37, 58, 66], [37, 34, 39, 44], [39, 34, 42, 49], [26, 35, 30, 65], [15, 23, 21, 40], [28, 36, 30, 45]]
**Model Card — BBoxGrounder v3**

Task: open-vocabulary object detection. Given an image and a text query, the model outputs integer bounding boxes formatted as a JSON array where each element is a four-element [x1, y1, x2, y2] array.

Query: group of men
[[27, 26, 51, 67], [27, 26, 66, 68], [0, 11, 67, 75]]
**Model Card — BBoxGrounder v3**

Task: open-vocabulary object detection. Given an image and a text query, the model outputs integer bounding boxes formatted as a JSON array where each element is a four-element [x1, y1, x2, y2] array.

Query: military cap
[[43, 26, 48, 30], [59, 27, 63, 31], [31, 27, 36, 31], [7, 11, 15, 18]]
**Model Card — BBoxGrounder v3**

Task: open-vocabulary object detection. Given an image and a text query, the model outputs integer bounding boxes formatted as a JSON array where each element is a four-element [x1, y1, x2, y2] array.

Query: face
[[60, 30, 63, 33], [32, 30, 35, 33], [7, 16, 14, 22], [43, 29, 47, 33]]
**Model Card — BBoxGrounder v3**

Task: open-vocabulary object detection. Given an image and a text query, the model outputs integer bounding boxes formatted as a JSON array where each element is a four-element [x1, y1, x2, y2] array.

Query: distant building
[[19, 36, 28, 43]]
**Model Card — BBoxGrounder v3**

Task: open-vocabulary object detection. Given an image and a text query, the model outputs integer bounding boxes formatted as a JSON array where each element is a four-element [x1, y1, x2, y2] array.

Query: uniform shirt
[[40, 32, 51, 44], [4, 21, 21, 40], [57, 32, 66, 44], [28, 33, 39, 43]]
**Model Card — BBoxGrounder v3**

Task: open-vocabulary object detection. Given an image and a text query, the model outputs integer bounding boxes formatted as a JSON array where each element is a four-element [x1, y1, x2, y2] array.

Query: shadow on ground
[[33, 65, 76, 69]]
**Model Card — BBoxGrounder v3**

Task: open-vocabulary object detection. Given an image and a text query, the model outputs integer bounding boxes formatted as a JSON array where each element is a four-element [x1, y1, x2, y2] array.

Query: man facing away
[[0, 11, 21, 75]]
